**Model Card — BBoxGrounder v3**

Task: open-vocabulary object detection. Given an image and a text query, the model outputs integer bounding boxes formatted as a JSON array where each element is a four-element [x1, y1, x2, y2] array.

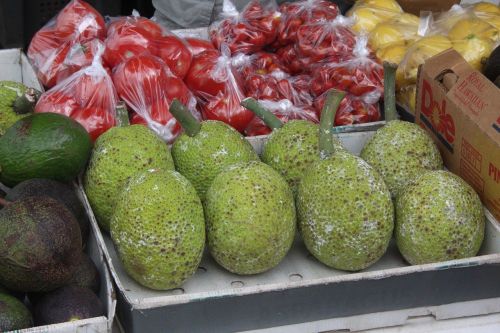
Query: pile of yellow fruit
[[347, 0, 500, 112]]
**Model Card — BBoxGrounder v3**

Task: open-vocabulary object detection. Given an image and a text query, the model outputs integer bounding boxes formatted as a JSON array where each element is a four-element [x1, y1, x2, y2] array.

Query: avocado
[[241, 98, 345, 196], [484, 44, 500, 84], [297, 90, 394, 271], [170, 100, 260, 201], [7, 179, 89, 245], [84, 105, 174, 232], [0, 81, 40, 136], [0, 196, 82, 292], [111, 169, 205, 290], [396, 170, 485, 265], [0, 113, 92, 186], [360, 62, 443, 198], [0, 292, 33, 331], [34, 286, 104, 325], [67, 254, 100, 294], [205, 161, 296, 274]]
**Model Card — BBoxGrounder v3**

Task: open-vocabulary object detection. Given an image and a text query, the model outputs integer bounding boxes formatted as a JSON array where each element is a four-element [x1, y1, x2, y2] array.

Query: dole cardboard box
[[415, 49, 500, 222]]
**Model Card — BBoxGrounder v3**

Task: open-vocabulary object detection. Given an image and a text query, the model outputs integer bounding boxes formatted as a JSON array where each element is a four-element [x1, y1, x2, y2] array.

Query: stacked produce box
[[1, 0, 500, 332]]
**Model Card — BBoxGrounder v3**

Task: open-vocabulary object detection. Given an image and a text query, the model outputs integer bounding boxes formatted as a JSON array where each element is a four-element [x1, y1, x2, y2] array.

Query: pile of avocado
[[0, 113, 104, 331]]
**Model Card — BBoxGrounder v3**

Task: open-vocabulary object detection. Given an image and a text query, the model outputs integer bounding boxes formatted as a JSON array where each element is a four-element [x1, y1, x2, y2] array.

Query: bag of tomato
[[244, 99, 319, 136], [35, 44, 118, 141], [103, 11, 192, 78], [311, 36, 384, 105], [27, 0, 106, 88], [184, 46, 254, 133], [209, 0, 281, 55], [112, 54, 200, 144], [277, 0, 340, 46], [314, 90, 381, 126], [295, 15, 356, 62]]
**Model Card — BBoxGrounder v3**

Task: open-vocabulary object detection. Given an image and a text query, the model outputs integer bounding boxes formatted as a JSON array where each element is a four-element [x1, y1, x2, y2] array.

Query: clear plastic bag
[[184, 47, 254, 132], [276, 0, 340, 46], [295, 15, 357, 62], [209, 0, 281, 55], [232, 51, 289, 77], [103, 11, 193, 78], [275, 44, 314, 74], [314, 91, 381, 126], [27, 0, 106, 88], [112, 54, 199, 144], [346, 0, 403, 33], [35, 44, 117, 141], [245, 99, 319, 136], [310, 36, 383, 105], [369, 17, 419, 50]]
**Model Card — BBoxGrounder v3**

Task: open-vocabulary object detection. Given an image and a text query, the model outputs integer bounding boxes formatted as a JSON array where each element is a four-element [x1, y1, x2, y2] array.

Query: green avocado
[[34, 286, 104, 325], [0, 292, 33, 331], [6, 179, 90, 246], [0, 113, 92, 186], [0, 196, 82, 292]]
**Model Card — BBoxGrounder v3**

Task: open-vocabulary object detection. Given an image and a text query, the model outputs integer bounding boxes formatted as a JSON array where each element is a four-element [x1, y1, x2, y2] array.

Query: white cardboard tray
[[80, 131, 500, 333]]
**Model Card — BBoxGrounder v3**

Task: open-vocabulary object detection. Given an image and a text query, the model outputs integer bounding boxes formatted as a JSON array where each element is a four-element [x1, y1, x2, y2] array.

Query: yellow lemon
[[475, 12, 500, 31], [370, 23, 406, 49], [376, 44, 408, 64], [473, 2, 500, 15], [391, 13, 421, 27], [400, 36, 453, 85], [452, 36, 493, 70], [362, 0, 403, 12], [349, 7, 396, 33], [448, 18, 499, 42], [396, 85, 417, 113]]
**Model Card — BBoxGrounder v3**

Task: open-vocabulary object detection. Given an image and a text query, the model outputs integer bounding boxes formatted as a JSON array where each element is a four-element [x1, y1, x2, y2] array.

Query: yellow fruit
[[434, 6, 470, 33], [349, 7, 395, 33], [448, 18, 499, 42], [391, 13, 420, 27], [363, 0, 402, 12], [370, 24, 405, 49], [476, 12, 500, 31], [473, 2, 500, 15], [398, 36, 453, 86], [397, 85, 417, 113], [376, 44, 408, 64], [452, 36, 493, 70]]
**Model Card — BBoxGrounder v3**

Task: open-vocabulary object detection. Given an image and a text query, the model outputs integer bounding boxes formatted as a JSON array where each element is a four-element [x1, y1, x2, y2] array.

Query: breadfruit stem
[[383, 62, 398, 122], [115, 101, 130, 127], [0, 197, 11, 207], [319, 89, 345, 160], [170, 99, 201, 137], [240, 97, 283, 130], [13, 88, 41, 115]]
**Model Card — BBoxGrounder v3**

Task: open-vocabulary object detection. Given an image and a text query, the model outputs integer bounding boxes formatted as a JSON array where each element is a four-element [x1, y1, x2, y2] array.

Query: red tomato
[[162, 75, 192, 105], [185, 38, 215, 56], [71, 106, 115, 141], [54, 39, 104, 85], [153, 35, 192, 79], [103, 21, 155, 69], [184, 50, 229, 96], [55, 0, 106, 41], [314, 93, 380, 126], [113, 55, 170, 106], [201, 90, 254, 133], [72, 72, 112, 109], [108, 16, 163, 40], [35, 91, 80, 117], [245, 102, 318, 136]]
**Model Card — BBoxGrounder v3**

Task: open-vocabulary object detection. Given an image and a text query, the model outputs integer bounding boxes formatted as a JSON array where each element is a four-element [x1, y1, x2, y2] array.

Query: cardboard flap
[[420, 49, 474, 83]]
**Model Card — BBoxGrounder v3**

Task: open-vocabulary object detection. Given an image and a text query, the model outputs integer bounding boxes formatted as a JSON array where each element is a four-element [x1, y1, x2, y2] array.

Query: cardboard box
[[415, 49, 500, 222]]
